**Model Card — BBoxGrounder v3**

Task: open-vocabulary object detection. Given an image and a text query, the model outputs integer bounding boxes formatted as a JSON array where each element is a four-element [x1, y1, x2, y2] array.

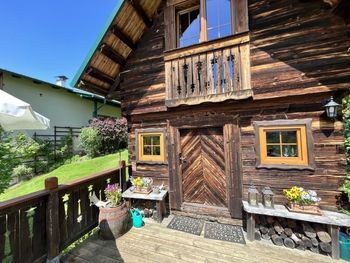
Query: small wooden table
[[242, 201, 350, 259], [122, 188, 168, 223]]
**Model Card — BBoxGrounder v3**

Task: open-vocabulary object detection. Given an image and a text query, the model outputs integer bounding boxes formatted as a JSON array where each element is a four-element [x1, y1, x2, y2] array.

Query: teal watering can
[[130, 209, 143, 228]]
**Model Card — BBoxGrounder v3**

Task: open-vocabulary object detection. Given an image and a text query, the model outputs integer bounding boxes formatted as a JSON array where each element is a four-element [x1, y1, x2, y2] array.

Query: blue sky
[[0, 0, 117, 87]]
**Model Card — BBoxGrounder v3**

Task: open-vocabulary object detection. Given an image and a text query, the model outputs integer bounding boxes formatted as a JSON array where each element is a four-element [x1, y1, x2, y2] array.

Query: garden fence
[[32, 126, 82, 174]]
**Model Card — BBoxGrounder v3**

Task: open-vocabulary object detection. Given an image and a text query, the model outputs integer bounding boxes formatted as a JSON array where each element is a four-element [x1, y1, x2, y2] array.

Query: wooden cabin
[[73, 0, 350, 219]]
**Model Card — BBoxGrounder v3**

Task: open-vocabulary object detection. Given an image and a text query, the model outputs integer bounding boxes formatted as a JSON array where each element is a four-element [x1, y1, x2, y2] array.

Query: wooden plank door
[[180, 128, 227, 207]]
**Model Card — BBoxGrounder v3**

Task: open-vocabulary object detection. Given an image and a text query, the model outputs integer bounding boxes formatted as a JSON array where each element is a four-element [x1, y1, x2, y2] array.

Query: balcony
[[164, 33, 253, 108]]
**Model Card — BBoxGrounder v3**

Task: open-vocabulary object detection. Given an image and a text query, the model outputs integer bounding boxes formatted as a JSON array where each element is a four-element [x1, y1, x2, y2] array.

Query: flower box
[[134, 185, 152, 194], [286, 202, 322, 216]]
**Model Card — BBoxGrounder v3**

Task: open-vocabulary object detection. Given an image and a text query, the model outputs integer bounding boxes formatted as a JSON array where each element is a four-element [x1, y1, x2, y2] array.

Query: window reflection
[[206, 0, 231, 41], [265, 130, 299, 158], [179, 8, 200, 47], [142, 135, 162, 156]]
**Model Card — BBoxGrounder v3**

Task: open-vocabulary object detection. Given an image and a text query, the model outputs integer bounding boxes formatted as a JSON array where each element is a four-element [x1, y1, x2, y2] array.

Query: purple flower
[[105, 183, 120, 193]]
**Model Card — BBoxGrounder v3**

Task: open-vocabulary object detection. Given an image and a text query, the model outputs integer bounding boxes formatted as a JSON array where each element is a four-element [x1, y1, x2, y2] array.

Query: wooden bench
[[122, 187, 168, 223], [242, 201, 350, 259]]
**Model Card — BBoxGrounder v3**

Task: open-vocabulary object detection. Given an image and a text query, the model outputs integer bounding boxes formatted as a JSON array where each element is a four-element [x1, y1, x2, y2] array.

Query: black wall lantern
[[323, 97, 340, 120]]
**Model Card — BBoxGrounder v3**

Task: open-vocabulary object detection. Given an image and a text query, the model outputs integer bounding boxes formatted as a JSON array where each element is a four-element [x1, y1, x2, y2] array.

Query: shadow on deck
[[62, 216, 337, 263]]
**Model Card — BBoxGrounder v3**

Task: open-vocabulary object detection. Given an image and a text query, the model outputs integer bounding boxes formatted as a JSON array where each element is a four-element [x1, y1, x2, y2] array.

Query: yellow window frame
[[138, 132, 165, 162], [259, 125, 308, 166]]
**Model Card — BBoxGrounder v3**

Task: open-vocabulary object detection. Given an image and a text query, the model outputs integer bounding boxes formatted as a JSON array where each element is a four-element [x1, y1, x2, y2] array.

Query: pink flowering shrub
[[89, 117, 128, 154]]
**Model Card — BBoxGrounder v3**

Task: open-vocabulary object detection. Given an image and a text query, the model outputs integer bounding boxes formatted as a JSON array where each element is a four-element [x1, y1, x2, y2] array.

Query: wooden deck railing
[[164, 33, 253, 107], [0, 161, 130, 263]]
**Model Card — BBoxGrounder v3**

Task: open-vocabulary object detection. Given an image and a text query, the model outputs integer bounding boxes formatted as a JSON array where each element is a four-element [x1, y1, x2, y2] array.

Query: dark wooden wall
[[119, 0, 349, 208], [120, 3, 166, 116]]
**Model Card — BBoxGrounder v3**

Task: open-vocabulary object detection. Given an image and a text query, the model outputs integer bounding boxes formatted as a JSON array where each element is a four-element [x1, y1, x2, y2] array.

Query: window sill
[[164, 31, 249, 60], [256, 164, 315, 171], [136, 160, 168, 165], [165, 90, 253, 108]]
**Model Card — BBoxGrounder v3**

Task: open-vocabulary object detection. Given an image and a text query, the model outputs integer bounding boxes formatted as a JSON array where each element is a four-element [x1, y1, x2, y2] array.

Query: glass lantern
[[248, 185, 259, 207], [324, 97, 339, 119], [262, 187, 274, 209]]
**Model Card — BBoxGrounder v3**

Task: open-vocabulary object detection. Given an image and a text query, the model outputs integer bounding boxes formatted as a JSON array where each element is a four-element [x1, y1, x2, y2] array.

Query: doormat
[[167, 216, 204, 236], [204, 222, 246, 244]]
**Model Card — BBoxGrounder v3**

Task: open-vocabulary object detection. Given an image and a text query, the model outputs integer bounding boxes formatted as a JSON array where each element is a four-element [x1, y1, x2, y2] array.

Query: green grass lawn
[[0, 150, 128, 202]]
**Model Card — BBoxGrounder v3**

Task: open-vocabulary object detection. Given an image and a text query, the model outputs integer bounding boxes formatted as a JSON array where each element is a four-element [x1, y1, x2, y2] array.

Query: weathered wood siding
[[249, 0, 350, 100], [119, 1, 349, 209], [127, 93, 346, 207], [240, 102, 346, 207], [120, 4, 166, 116]]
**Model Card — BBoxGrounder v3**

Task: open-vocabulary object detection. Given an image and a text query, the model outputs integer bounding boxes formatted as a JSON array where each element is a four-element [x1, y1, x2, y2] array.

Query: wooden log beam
[[79, 80, 108, 96], [107, 74, 121, 99], [100, 43, 126, 66], [111, 25, 137, 51], [127, 0, 152, 27], [86, 67, 115, 86]]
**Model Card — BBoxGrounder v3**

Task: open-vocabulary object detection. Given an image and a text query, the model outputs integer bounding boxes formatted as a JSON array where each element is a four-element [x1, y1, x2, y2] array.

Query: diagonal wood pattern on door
[[181, 128, 227, 207]]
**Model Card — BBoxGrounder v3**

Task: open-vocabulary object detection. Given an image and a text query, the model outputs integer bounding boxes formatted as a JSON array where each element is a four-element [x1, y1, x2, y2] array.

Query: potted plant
[[97, 183, 131, 240], [283, 186, 322, 215], [132, 176, 144, 192]]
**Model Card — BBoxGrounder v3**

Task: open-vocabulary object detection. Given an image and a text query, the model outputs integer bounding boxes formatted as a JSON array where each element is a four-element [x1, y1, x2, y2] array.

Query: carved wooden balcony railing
[[164, 33, 253, 107]]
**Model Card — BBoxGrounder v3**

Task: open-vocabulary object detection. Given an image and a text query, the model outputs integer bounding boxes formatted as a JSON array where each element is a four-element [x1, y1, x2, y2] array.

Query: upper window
[[137, 131, 165, 162], [255, 120, 314, 170], [176, 0, 233, 48], [206, 0, 232, 41], [178, 7, 200, 47]]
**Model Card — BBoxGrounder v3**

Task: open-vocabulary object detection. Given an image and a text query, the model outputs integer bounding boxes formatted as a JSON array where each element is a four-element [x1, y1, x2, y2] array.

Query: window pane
[[206, 0, 231, 41], [179, 8, 200, 47], [143, 146, 152, 155], [152, 136, 160, 145], [266, 131, 280, 143], [282, 131, 297, 143], [153, 146, 161, 156], [282, 145, 298, 157], [267, 145, 281, 157], [143, 136, 152, 145]]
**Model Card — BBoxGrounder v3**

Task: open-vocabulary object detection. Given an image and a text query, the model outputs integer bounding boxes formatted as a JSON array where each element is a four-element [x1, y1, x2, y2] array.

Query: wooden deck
[[62, 216, 340, 263]]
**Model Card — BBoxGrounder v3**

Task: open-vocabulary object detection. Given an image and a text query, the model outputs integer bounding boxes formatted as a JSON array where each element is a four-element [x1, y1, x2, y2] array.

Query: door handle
[[179, 155, 187, 164]]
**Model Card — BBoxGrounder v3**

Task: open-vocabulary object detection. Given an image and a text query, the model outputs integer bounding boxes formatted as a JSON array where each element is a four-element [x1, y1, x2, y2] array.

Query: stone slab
[[122, 187, 167, 201], [242, 201, 350, 227]]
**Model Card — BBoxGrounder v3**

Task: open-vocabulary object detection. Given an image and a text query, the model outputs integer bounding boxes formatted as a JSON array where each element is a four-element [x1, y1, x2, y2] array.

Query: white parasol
[[0, 89, 50, 131]]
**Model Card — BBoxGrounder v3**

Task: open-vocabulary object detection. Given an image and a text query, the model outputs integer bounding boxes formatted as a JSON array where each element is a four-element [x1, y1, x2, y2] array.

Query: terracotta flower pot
[[98, 202, 131, 240]]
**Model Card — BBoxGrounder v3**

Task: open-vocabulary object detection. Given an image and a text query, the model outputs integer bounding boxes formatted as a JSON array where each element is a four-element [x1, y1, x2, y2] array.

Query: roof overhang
[[72, 0, 162, 100]]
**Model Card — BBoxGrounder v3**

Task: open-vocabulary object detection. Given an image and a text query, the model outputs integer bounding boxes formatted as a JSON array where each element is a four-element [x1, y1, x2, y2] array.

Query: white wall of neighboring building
[[2, 73, 121, 136]]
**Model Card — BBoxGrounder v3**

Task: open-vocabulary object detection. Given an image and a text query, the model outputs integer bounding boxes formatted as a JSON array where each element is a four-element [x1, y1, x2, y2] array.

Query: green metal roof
[[71, 0, 124, 88]]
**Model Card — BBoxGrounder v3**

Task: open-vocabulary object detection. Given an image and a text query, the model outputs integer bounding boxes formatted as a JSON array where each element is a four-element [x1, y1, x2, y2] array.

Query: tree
[[0, 128, 42, 194], [0, 128, 17, 193]]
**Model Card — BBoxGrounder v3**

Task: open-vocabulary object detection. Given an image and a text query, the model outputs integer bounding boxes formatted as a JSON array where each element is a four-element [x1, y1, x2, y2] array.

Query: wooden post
[[45, 177, 60, 263], [200, 0, 207, 42], [33, 132, 37, 174], [247, 212, 256, 242], [54, 126, 57, 162], [119, 160, 127, 191], [128, 164, 132, 178], [328, 225, 340, 259]]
